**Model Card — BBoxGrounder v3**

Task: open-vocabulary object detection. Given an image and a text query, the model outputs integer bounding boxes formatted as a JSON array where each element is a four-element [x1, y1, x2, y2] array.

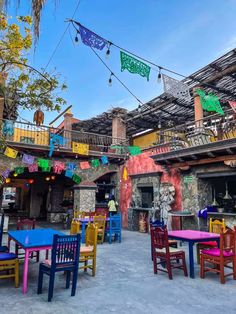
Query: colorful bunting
[[162, 74, 191, 102], [65, 170, 74, 178], [128, 146, 142, 156], [4, 147, 18, 159], [110, 145, 125, 154], [80, 161, 90, 170], [49, 133, 67, 157], [15, 167, 24, 175], [28, 164, 38, 173], [2, 169, 10, 179], [120, 51, 151, 81], [79, 24, 107, 50], [72, 142, 89, 155], [101, 155, 109, 165], [72, 174, 81, 184], [22, 154, 35, 165], [67, 162, 76, 171], [91, 159, 100, 168], [123, 166, 128, 181], [228, 101, 236, 113], [53, 161, 66, 174], [196, 89, 224, 115], [3, 120, 14, 136], [38, 158, 51, 172]]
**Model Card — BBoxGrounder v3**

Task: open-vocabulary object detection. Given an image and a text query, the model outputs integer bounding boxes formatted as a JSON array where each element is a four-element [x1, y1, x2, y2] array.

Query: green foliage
[[0, 13, 67, 119]]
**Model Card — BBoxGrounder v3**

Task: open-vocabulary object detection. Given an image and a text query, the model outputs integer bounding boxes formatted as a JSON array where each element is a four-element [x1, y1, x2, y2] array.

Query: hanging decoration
[[80, 161, 90, 170], [4, 147, 18, 159], [228, 101, 236, 113], [14, 167, 24, 175], [120, 51, 151, 81], [91, 159, 100, 168], [162, 74, 191, 102], [72, 142, 89, 155], [22, 154, 35, 165], [2, 169, 10, 179], [28, 164, 38, 173], [33, 110, 44, 126], [123, 166, 128, 181], [49, 133, 67, 157], [3, 120, 14, 137], [101, 155, 109, 165], [38, 158, 51, 172], [65, 170, 74, 178], [67, 162, 77, 171], [53, 161, 66, 174], [196, 89, 224, 115], [128, 146, 142, 156], [72, 174, 81, 184], [79, 24, 108, 50]]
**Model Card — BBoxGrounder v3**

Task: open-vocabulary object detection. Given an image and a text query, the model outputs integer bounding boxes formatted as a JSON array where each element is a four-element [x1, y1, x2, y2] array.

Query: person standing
[[108, 196, 117, 215]]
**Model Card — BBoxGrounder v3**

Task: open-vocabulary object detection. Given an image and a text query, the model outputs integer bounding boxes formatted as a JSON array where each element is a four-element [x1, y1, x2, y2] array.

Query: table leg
[[188, 241, 194, 279], [22, 249, 30, 294], [82, 222, 86, 243]]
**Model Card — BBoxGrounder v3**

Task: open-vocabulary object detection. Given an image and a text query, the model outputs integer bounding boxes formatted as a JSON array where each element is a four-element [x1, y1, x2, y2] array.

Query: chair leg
[[233, 257, 236, 280], [219, 261, 225, 284], [37, 266, 44, 294], [119, 231, 121, 243], [166, 259, 173, 280], [182, 254, 188, 277], [153, 255, 157, 274], [36, 251, 40, 263], [200, 255, 205, 279], [48, 272, 55, 302], [84, 260, 87, 272], [15, 243, 18, 256], [66, 271, 71, 289], [196, 244, 200, 264], [71, 269, 78, 296], [15, 260, 19, 288], [92, 257, 96, 276]]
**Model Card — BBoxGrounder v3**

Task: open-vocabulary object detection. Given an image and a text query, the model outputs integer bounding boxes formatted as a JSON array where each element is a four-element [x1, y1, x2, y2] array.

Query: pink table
[[168, 230, 220, 278], [8, 229, 63, 294]]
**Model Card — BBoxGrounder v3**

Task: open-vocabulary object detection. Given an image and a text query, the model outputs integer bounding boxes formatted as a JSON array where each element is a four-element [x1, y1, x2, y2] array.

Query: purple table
[[79, 217, 109, 243], [168, 230, 220, 278]]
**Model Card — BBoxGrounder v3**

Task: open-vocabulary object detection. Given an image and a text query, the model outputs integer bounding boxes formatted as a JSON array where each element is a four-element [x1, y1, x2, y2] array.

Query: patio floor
[[1, 224, 235, 314]]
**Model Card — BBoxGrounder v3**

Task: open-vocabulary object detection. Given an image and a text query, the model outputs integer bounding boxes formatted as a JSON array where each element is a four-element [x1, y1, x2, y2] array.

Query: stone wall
[[74, 184, 96, 212]]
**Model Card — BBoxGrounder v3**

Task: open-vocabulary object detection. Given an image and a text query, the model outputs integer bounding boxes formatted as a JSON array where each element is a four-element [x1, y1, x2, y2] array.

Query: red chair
[[150, 225, 188, 279], [200, 227, 236, 284], [16, 218, 39, 262]]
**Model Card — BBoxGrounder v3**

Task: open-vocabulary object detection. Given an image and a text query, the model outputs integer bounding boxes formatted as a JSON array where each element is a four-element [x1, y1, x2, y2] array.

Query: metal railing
[[1, 119, 129, 156], [148, 109, 236, 153]]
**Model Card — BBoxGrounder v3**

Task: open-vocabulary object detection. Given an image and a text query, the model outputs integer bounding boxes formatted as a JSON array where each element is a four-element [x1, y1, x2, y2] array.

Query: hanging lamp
[[223, 182, 232, 200], [211, 188, 219, 206]]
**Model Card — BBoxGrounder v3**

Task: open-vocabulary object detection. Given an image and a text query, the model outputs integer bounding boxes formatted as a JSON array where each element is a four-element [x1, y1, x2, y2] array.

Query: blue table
[[8, 228, 63, 294], [168, 230, 220, 278]]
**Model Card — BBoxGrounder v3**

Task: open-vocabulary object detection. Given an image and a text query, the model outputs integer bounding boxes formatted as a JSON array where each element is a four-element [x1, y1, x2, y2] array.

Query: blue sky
[[9, 0, 236, 126]]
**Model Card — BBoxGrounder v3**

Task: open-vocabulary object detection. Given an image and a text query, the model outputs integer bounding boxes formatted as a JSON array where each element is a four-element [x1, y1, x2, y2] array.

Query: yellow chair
[[0, 253, 19, 288], [70, 219, 81, 235], [73, 210, 85, 219], [79, 223, 98, 276], [196, 218, 226, 264], [93, 215, 106, 244]]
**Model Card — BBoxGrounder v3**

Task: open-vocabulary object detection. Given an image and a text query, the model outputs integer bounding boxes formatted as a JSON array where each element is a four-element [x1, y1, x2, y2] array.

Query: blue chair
[[0, 213, 9, 253], [106, 213, 122, 244], [37, 233, 81, 302]]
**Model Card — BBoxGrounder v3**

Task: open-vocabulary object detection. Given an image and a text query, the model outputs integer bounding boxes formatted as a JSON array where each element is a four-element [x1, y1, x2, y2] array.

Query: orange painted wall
[[120, 151, 182, 228]]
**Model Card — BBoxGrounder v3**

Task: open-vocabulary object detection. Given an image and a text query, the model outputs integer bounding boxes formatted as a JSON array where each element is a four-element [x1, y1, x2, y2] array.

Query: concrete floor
[[1, 224, 236, 314]]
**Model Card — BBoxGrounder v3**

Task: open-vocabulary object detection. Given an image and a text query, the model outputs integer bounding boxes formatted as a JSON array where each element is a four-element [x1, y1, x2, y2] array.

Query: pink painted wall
[[119, 151, 182, 228]]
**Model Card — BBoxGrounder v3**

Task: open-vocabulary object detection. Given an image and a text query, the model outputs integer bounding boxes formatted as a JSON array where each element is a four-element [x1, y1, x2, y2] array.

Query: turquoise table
[[8, 228, 63, 294]]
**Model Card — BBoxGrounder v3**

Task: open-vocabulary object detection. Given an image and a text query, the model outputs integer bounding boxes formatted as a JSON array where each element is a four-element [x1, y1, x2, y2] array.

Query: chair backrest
[[0, 213, 4, 246], [51, 234, 81, 267], [93, 215, 106, 229], [220, 227, 236, 257], [149, 219, 164, 228], [17, 218, 36, 230], [73, 210, 85, 219], [70, 219, 81, 235], [150, 225, 170, 253], [109, 213, 122, 231], [209, 218, 226, 234], [85, 223, 98, 249]]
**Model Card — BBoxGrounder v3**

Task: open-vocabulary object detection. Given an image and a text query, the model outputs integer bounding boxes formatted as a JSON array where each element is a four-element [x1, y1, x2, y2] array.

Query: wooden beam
[[172, 154, 236, 168]]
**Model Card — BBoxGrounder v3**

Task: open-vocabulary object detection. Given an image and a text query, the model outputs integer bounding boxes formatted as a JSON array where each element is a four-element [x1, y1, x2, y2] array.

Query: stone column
[[111, 109, 127, 145], [193, 87, 203, 130], [63, 110, 73, 148], [73, 181, 97, 212]]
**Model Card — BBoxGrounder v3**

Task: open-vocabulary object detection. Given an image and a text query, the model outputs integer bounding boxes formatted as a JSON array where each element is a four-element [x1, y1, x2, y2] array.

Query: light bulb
[[75, 31, 79, 44], [157, 67, 162, 83], [106, 48, 110, 59], [108, 73, 113, 87]]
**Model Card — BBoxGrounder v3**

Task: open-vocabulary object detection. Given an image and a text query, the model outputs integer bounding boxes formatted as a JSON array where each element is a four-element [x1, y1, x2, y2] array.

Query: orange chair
[[200, 227, 236, 284], [196, 218, 226, 264]]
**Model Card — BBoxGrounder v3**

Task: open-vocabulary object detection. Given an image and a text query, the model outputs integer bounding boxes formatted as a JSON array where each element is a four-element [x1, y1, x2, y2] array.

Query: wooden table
[[168, 230, 220, 278], [8, 228, 63, 294]]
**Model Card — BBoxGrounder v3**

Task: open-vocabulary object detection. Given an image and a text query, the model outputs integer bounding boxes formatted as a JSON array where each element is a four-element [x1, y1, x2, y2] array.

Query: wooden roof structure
[[73, 49, 236, 137]]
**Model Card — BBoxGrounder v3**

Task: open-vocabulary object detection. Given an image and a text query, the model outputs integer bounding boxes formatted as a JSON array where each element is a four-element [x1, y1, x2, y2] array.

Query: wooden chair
[[196, 218, 226, 264], [200, 227, 236, 284], [150, 225, 188, 279], [93, 215, 106, 244], [70, 219, 81, 235], [106, 213, 122, 244], [79, 223, 98, 276], [37, 234, 81, 302], [16, 218, 39, 261], [0, 213, 9, 253], [0, 252, 19, 287]]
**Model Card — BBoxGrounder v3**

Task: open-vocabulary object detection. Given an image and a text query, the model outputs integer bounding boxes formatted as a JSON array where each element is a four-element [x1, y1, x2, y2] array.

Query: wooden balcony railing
[[1, 119, 129, 157]]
